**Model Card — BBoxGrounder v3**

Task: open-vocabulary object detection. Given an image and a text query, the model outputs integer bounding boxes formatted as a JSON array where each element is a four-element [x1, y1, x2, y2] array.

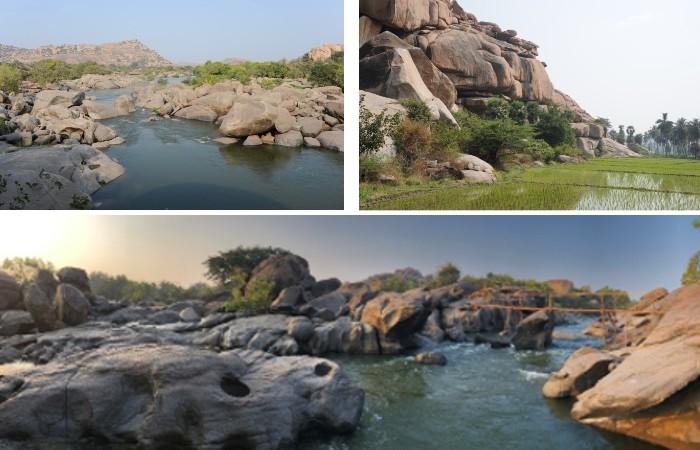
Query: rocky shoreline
[[2, 252, 692, 448], [0, 72, 344, 209]]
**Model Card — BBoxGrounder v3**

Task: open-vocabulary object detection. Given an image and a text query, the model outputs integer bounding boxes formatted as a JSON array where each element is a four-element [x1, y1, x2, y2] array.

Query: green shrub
[[535, 107, 575, 147], [306, 60, 343, 89], [682, 251, 700, 286], [401, 98, 432, 123], [224, 276, 276, 314], [509, 101, 527, 125], [426, 263, 461, 289], [431, 121, 468, 155], [0, 64, 22, 93], [526, 102, 541, 124], [29, 60, 71, 86], [381, 275, 418, 293], [260, 78, 282, 90], [359, 95, 400, 155], [0, 118, 10, 135], [204, 246, 290, 287], [458, 114, 535, 166], [360, 152, 385, 182], [485, 98, 510, 120], [524, 139, 556, 162], [392, 119, 433, 173]]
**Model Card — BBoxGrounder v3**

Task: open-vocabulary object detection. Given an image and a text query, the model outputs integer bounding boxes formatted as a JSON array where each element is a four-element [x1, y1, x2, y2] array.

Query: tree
[[485, 98, 510, 120], [204, 246, 290, 287], [655, 113, 674, 155], [682, 220, 700, 286], [359, 94, 400, 155], [429, 263, 461, 288], [534, 107, 575, 147], [2, 257, 54, 285], [616, 125, 626, 144], [0, 64, 22, 93], [626, 126, 636, 145], [29, 60, 71, 86]]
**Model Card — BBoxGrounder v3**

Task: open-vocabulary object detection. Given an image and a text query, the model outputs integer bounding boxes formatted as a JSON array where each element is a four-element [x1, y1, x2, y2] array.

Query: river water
[[87, 84, 344, 210], [303, 321, 662, 450]]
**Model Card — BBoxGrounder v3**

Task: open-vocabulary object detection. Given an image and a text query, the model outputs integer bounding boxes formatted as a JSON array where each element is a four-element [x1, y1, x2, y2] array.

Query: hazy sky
[[0, 0, 343, 64], [469, 0, 700, 132], [0, 215, 696, 298]]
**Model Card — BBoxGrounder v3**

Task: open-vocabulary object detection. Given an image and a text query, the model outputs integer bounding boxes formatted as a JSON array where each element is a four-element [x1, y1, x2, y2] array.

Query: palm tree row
[[644, 113, 700, 158]]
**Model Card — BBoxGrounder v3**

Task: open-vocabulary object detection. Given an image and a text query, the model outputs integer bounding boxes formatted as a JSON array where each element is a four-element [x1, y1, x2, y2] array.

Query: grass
[[361, 157, 700, 210]]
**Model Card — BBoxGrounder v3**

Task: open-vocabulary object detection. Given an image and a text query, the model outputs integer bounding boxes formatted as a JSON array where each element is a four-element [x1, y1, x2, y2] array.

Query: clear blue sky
[[0, 0, 343, 64], [469, 0, 700, 133], [0, 216, 696, 299]]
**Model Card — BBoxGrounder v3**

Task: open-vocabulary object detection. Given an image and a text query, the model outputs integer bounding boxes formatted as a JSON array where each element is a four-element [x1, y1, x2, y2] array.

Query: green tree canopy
[[204, 246, 290, 287], [0, 64, 22, 93], [2, 257, 54, 285]]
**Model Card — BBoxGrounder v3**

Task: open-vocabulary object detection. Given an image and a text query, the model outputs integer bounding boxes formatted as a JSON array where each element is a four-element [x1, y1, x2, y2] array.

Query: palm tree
[[656, 113, 674, 155], [626, 126, 636, 145], [673, 118, 689, 157]]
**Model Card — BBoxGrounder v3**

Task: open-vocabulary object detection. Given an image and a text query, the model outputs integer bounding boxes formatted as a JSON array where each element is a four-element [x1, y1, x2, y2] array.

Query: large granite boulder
[[173, 104, 218, 122], [0, 310, 35, 336], [511, 311, 553, 350], [542, 347, 618, 398], [56, 267, 91, 293], [570, 284, 700, 449], [191, 91, 238, 116], [361, 292, 431, 341], [309, 317, 380, 355], [55, 284, 90, 326], [0, 271, 22, 311], [359, 0, 435, 31], [0, 344, 364, 449], [22, 282, 58, 331], [246, 254, 314, 301], [219, 100, 278, 137], [31, 90, 84, 113]]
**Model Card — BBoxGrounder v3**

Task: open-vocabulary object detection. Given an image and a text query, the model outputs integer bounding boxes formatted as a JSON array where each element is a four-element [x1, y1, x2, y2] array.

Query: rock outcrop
[[0, 39, 171, 67], [134, 79, 344, 152], [307, 44, 344, 61], [0, 344, 363, 449], [359, 0, 640, 159], [547, 284, 700, 449]]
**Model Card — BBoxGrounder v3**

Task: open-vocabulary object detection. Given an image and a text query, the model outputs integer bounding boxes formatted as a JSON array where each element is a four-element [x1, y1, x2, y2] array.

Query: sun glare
[[0, 215, 93, 266]]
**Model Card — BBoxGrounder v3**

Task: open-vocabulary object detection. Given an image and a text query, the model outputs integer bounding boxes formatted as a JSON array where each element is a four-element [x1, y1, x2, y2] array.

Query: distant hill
[[0, 39, 171, 67]]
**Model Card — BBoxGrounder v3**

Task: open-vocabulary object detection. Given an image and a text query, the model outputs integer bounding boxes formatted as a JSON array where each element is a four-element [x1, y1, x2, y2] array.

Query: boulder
[[461, 170, 496, 184], [243, 135, 263, 146], [311, 278, 343, 298], [304, 137, 321, 148], [0, 310, 35, 336], [570, 284, 700, 449], [361, 292, 431, 341], [13, 114, 39, 132], [271, 286, 307, 314], [359, 0, 432, 31], [191, 91, 238, 116], [179, 307, 200, 323], [415, 351, 448, 366], [55, 284, 90, 326], [214, 137, 239, 145], [599, 138, 641, 158], [246, 254, 313, 303], [298, 117, 325, 137], [115, 95, 135, 115], [511, 311, 553, 350], [57, 267, 91, 293], [452, 154, 494, 173], [359, 15, 383, 46], [0, 271, 22, 311], [576, 137, 598, 158], [308, 317, 380, 355], [23, 283, 58, 331], [275, 130, 304, 147], [542, 347, 618, 398], [307, 291, 349, 321], [93, 123, 118, 142], [173, 104, 218, 122], [274, 107, 296, 133], [32, 90, 84, 113], [317, 130, 344, 152], [0, 344, 365, 449], [287, 316, 315, 342], [219, 100, 278, 137]]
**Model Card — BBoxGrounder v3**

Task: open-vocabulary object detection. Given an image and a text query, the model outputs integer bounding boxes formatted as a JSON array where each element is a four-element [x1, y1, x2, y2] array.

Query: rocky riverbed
[[0, 73, 344, 209], [1, 252, 693, 449]]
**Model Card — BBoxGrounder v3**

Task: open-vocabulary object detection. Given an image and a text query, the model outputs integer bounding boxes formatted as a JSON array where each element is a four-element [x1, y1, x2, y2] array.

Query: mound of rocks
[[545, 284, 700, 449], [0, 344, 363, 450], [134, 79, 344, 152], [0, 88, 131, 151], [359, 0, 640, 159]]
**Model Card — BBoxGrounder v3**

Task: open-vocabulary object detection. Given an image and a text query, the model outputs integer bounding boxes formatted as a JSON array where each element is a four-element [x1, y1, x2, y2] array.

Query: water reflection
[[218, 145, 297, 178]]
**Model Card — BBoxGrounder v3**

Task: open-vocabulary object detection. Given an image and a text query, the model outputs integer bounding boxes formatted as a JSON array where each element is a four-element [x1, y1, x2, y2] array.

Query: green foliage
[[2, 257, 54, 285], [90, 271, 216, 304], [683, 252, 700, 286], [260, 78, 282, 90], [526, 102, 541, 124], [457, 113, 536, 166], [380, 275, 418, 293], [431, 121, 468, 155], [204, 246, 290, 287], [524, 139, 556, 163], [595, 286, 632, 308], [224, 276, 276, 314], [461, 273, 547, 291], [427, 263, 461, 288], [0, 118, 10, 136], [359, 94, 400, 155], [28, 60, 112, 87], [305, 59, 343, 89], [392, 119, 433, 173], [400, 98, 432, 123], [509, 101, 527, 125], [360, 152, 386, 182], [0, 64, 22, 93], [535, 107, 575, 147], [485, 98, 510, 120]]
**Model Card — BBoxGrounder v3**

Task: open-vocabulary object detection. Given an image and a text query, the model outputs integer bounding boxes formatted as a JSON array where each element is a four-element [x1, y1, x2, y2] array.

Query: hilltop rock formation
[[307, 44, 344, 61], [545, 284, 700, 449], [0, 39, 171, 67], [359, 0, 639, 158]]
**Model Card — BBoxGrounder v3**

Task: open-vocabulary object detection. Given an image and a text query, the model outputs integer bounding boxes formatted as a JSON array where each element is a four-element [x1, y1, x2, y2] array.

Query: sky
[[0, 0, 343, 64], [469, 0, 700, 133], [0, 215, 696, 299]]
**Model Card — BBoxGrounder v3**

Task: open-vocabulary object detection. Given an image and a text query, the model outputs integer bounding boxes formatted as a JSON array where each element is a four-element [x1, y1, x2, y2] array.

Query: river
[[86, 82, 344, 210], [302, 321, 662, 450]]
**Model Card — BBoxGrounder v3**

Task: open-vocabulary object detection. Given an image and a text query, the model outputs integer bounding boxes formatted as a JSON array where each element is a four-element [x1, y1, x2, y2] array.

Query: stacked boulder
[[134, 79, 344, 152], [0, 267, 94, 337], [0, 89, 130, 149], [359, 0, 640, 159], [543, 285, 700, 449]]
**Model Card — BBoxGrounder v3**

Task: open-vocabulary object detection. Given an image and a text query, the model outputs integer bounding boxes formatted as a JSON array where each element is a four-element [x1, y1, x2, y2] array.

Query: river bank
[[0, 73, 344, 209], [0, 252, 693, 449]]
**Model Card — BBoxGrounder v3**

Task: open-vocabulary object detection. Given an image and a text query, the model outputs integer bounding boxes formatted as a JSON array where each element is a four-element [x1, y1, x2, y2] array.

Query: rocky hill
[[359, 0, 639, 158], [0, 39, 171, 67]]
